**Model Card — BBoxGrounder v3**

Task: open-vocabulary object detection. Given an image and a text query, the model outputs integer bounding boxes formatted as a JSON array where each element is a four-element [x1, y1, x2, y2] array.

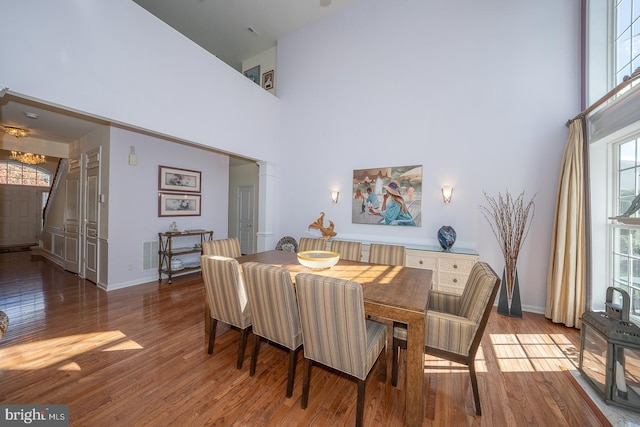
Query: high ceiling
[[1, 0, 361, 157], [132, 0, 361, 71]]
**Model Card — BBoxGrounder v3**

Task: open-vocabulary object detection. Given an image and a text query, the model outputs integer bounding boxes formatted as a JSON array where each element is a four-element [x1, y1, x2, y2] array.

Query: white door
[[84, 149, 100, 284], [238, 185, 254, 255], [64, 157, 82, 274]]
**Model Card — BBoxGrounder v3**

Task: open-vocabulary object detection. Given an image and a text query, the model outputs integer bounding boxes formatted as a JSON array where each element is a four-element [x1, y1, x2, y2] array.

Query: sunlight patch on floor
[[488, 333, 577, 372], [58, 361, 82, 371], [420, 333, 578, 374], [0, 330, 143, 370]]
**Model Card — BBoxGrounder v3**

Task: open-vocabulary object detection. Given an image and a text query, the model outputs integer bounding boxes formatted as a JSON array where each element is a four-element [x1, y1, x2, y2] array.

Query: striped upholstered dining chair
[[202, 237, 241, 257], [367, 243, 407, 331], [295, 272, 387, 427], [368, 243, 406, 266], [201, 238, 242, 334], [330, 240, 362, 262], [391, 261, 500, 415], [298, 237, 326, 252], [242, 262, 303, 398], [200, 255, 252, 369]]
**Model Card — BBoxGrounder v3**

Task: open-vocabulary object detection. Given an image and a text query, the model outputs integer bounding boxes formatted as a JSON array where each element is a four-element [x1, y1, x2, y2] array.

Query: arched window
[[0, 160, 52, 187]]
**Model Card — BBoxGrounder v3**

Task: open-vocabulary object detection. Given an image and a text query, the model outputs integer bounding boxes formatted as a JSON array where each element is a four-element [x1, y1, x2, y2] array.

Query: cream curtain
[[545, 118, 587, 328]]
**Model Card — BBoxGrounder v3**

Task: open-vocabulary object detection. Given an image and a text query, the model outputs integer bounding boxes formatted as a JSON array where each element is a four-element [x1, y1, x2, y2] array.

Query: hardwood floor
[[0, 251, 609, 426]]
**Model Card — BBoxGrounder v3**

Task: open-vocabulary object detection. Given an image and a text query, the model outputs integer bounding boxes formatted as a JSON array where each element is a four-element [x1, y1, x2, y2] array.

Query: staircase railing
[[42, 158, 68, 228]]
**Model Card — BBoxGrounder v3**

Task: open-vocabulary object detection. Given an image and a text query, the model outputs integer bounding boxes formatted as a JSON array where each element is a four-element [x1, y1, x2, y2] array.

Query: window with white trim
[[588, 0, 640, 313], [598, 2, 640, 315], [613, 137, 640, 314], [614, 0, 640, 86]]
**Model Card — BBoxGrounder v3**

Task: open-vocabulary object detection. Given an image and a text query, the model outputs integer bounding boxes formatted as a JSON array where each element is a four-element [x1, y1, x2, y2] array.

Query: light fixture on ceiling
[[3, 126, 29, 138], [4, 125, 45, 164], [10, 151, 46, 165]]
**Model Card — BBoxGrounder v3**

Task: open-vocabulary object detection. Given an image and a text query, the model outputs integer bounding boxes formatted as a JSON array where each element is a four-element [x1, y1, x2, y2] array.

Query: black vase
[[497, 266, 522, 317]]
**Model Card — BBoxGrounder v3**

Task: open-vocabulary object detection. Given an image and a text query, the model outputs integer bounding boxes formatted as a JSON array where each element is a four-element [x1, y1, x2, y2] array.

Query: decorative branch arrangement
[[479, 190, 535, 300]]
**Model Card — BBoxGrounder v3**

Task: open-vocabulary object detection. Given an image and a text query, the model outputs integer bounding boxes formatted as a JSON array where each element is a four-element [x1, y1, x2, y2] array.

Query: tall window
[[614, 0, 640, 85], [608, 4, 640, 315], [0, 160, 51, 187], [588, 0, 640, 313], [614, 138, 640, 314], [612, 3, 640, 312]]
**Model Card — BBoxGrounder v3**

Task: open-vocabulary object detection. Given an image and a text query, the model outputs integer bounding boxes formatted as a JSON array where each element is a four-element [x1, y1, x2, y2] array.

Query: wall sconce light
[[331, 191, 340, 204], [128, 145, 137, 166], [442, 185, 453, 204]]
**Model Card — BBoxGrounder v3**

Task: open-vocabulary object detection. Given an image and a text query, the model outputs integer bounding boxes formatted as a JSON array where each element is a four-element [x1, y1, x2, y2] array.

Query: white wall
[[276, 0, 581, 313], [106, 127, 229, 289], [0, 0, 280, 164]]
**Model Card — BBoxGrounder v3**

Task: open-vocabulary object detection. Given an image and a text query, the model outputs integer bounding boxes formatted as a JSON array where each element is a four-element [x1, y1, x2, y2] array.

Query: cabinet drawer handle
[[419, 260, 423, 265], [453, 278, 458, 283], [453, 264, 458, 269]]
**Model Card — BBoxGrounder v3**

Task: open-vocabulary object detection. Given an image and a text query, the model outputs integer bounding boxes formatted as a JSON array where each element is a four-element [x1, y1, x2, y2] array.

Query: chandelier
[[3, 126, 29, 138], [10, 151, 46, 165], [3, 125, 46, 165]]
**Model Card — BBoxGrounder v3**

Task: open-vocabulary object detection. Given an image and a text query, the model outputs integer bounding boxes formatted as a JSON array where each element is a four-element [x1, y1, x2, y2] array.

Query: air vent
[[143, 241, 158, 271]]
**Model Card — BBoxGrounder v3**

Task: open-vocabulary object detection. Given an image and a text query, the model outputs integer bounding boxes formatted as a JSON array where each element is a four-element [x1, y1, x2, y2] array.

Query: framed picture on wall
[[262, 70, 274, 90], [243, 65, 260, 85], [158, 166, 201, 193], [352, 165, 422, 227], [158, 192, 201, 217]]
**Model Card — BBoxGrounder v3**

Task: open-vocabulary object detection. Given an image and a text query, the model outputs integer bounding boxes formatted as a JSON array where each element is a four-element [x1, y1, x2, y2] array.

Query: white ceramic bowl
[[297, 250, 340, 269]]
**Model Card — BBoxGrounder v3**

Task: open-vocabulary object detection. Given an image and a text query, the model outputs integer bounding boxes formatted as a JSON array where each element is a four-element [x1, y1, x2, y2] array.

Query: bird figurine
[[308, 212, 337, 239]]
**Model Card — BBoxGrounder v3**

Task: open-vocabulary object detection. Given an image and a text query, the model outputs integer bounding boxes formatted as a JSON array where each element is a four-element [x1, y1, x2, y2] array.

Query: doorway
[[229, 159, 258, 254], [237, 185, 254, 254]]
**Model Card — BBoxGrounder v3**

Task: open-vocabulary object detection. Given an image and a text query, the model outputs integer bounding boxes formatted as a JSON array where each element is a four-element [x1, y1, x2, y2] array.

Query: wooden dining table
[[236, 250, 432, 427]]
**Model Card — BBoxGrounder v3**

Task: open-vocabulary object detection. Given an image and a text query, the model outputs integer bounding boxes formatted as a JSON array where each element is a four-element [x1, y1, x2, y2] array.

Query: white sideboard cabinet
[[405, 247, 478, 294]]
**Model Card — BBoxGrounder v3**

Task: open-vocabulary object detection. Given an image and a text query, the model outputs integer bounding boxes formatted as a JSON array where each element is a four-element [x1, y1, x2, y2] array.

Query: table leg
[[405, 314, 425, 426]]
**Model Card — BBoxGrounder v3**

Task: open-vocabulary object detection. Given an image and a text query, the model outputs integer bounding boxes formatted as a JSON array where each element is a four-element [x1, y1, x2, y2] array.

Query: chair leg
[[286, 348, 299, 398], [379, 345, 387, 383], [469, 362, 481, 415], [356, 378, 365, 427], [391, 337, 400, 387], [207, 318, 217, 355], [301, 358, 312, 409], [250, 335, 261, 376], [237, 327, 250, 369]]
